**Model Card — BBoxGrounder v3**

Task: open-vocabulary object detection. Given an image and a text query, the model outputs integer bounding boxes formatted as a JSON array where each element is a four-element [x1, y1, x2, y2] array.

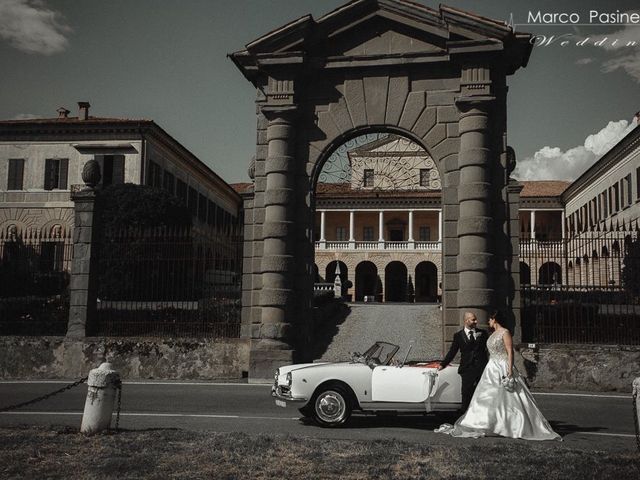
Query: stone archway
[[355, 261, 377, 302], [385, 261, 407, 302], [232, 0, 532, 380], [415, 261, 438, 302]]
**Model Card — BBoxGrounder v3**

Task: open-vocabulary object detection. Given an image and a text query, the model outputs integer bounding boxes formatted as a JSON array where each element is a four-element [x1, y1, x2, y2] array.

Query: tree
[[96, 183, 191, 231], [95, 184, 193, 300], [622, 236, 640, 297]]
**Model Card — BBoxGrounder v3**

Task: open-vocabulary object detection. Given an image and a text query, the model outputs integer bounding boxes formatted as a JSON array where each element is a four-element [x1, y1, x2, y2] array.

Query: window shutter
[[16, 159, 24, 189], [59, 159, 69, 189], [7, 159, 18, 189], [113, 155, 125, 184], [44, 159, 54, 190]]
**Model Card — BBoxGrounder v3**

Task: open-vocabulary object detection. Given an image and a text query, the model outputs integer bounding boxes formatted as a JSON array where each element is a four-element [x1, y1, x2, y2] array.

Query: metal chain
[[633, 389, 640, 453], [114, 380, 122, 432], [0, 377, 88, 413]]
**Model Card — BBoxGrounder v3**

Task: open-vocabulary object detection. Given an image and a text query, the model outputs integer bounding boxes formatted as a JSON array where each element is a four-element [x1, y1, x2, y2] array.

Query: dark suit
[[440, 329, 489, 412]]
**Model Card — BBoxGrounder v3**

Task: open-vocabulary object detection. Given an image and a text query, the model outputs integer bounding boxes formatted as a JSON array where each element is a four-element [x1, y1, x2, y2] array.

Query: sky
[[1, 0, 639, 184]]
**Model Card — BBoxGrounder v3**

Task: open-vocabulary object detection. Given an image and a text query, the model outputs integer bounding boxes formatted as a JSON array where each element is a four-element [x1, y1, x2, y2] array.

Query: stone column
[[319, 210, 326, 248], [378, 210, 385, 249], [67, 160, 101, 338], [530, 211, 536, 241], [348, 210, 355, 248], [408, 210, 414, 248], [438, 210, 443, 243], [456, 95, 495, 325], [250, 104, 297, 381]]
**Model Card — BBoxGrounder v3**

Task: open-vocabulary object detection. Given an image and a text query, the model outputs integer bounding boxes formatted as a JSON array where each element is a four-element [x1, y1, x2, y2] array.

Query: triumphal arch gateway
[[230, 0, 533, 380]]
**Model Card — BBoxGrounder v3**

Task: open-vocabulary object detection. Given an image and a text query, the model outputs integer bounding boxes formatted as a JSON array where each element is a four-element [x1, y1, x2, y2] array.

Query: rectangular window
[[216, 205, 223, 232], [176, 179, 187, 205], [601, 191, 608, 218], [188, 187, 198, 217], [419, 226, 431, 241], [198, 194, 207, 223], [625, 174, 632, 207], [612, 184, 620, 212], [44, 158, 68, 190], [363, 226, 374, 241], [363, 169, 374, 188], [163, 171, 175, 194], [147, 160, 162, 188], [7, 159, 25, 190], [637, 167, 640, 201], [102, 155, 125, 186], [336, 226, 347, 241], [419, 169, 429, 187], [207, 200, 216, 226]]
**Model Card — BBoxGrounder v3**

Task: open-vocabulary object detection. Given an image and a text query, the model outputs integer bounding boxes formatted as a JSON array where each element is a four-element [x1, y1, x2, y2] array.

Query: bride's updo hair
[[491, 309, 514, 333]]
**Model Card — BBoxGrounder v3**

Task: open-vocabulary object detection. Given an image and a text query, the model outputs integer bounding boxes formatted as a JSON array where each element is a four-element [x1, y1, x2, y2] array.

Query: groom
[[438, 311, 489, 413]]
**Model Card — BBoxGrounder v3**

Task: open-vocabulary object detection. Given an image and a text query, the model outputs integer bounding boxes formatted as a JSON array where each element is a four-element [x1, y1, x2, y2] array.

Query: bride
[[435, 311, 561, 440]]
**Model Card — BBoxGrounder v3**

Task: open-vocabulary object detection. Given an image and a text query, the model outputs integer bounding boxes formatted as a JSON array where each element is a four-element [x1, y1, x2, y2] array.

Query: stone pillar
[[456, 95, 495, 325], [438, 209, 442, 243], [250, 104, 297, 382], [67, 161, 101, 338]]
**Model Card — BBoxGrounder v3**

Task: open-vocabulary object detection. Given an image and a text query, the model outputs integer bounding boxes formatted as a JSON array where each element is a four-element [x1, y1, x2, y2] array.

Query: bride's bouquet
[[501, 375, 516, 392]]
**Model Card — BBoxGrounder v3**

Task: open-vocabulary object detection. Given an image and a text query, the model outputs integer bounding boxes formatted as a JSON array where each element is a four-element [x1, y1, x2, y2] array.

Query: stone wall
[[0, 337, 250, 380], [518, 344, 640, 393]]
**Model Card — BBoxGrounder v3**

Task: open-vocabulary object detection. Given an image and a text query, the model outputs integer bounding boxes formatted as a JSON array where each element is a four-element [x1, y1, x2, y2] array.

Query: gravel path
[[320, 304, 443, 362]]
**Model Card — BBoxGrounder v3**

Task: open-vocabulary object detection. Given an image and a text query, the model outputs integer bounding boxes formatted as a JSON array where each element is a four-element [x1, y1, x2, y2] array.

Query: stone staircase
[[318, 304, 443, 362]]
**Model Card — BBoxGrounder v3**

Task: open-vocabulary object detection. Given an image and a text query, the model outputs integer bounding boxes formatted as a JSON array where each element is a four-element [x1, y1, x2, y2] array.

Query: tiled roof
[[0, 116, 151, 124], [315, 181, 569, 199], [519, 181, 570, 197], [316, 182, 440, 198], [229, 182, 253, 194]]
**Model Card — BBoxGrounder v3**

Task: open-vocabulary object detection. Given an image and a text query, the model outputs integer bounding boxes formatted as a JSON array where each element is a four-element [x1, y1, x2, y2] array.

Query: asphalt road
[[0, 381, 637, 452]]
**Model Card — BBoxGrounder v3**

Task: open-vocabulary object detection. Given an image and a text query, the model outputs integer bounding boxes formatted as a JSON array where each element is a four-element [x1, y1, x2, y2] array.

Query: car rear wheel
[[312, 386, 352, 427]]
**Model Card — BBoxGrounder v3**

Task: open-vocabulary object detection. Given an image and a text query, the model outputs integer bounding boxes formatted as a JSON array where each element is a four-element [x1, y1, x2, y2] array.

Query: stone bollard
[[80, 362, 121, 435]]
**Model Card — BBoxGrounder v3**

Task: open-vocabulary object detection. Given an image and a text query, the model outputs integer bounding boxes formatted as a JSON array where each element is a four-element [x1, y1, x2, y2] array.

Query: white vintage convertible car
[[272, 341, 462, 426]]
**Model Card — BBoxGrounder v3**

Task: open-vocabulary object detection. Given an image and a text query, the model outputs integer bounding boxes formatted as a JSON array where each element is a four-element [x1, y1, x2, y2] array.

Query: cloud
[[0, 0, 71, 55], [584, 17, 640, 82], [513, 119, 637, 181], [576, 57, 594, 65], [12, 113, 40, 120]]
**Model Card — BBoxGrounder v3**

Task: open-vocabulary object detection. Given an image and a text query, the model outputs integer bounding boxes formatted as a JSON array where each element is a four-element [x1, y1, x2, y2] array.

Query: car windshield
[[361, 341, 400, 366]]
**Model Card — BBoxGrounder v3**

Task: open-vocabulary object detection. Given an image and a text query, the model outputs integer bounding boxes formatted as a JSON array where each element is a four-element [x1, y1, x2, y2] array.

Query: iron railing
[[520, 230, 640, 345], [0, 227, 72, 335], [93, 225, 242, 338]]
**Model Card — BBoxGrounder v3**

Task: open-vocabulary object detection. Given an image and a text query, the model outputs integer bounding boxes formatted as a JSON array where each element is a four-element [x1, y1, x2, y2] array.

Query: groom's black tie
[[468, 330, 475, 343]]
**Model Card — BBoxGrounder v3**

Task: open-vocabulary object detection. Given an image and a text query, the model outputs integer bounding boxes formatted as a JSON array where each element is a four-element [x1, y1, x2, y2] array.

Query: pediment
[[319, 15, 448, 57], [230, 0, 532, 82]]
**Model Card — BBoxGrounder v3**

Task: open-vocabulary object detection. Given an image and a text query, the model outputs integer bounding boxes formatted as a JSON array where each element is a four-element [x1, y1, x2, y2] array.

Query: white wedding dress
[[436, 329, 561, 440]]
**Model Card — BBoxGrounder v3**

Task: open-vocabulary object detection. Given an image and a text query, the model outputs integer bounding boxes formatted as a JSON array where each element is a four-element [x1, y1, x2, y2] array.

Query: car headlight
[[285, 372, 292, 387]]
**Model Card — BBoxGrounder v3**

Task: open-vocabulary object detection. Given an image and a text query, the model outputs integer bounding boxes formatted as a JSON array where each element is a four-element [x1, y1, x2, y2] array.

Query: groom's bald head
[[463, 312, 478, 329]]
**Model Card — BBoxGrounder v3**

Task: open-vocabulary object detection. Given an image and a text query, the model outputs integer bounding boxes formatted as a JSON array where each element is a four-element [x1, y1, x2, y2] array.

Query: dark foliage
[[96, 184, 193, 300], [622, 237, 640, 297], [96, 183, 191, 231]]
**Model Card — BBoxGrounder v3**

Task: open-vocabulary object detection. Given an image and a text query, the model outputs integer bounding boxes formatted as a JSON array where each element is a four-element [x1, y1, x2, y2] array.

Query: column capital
[[455, 95, 496, 110], [261, 104, 299, 121]]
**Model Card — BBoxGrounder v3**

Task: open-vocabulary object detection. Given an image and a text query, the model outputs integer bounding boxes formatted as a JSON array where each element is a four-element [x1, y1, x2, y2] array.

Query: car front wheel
[[312, 387, 352, 427]]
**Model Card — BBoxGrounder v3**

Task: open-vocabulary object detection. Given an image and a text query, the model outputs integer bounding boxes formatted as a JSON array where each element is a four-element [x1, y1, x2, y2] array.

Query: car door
[[371, 365, 437, 402]]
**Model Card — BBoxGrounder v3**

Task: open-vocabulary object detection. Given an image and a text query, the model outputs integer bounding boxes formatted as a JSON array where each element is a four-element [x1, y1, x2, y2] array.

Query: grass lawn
[[1, 426, 638, 479]]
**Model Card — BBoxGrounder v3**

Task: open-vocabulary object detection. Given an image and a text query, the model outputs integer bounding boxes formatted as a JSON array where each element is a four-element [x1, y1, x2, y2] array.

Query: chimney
[[78, 101, 90, 120], [57, 107, 70, 119], [634, 111, 640, 125]]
